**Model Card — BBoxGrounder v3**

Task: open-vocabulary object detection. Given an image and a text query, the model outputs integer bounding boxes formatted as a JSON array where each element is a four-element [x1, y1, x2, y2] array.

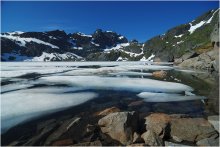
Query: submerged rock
[[95, 106, 120, 116], [152, 70, 167, 78], [141, 130, 164, 146], [132, 132, 144, 143], [52, 139, 74, 146], [73, 140, 102, 146], [165, 141, 190, 146], [98, 111, 138, 145], [44, 117, 81, 145], [196, 135, 219, 146], [208, 115, 219, 132]]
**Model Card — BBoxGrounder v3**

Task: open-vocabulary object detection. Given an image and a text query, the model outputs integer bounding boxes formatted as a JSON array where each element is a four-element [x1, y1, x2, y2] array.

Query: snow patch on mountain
[[189, 21, 206, 34], [104, 43, 130, 52], [188, 9, 218, 34], [140, 54, 155, 62], [116, 56, 128, 61], [119, 36, 125, 39], [24, 52, 82, 61], [73, 47, 83, 50], [206, 9, 219, 24], [174, 34, 184, 38], [91, 41, 100, 46], [77, 32, 92, 37], [7, 31, 24, 35], [177, 40, 184, 44], [0, 33, 59, 49]]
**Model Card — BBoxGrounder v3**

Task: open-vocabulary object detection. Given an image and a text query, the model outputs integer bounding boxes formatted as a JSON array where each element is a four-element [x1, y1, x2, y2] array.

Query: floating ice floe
[[62, 66, 125, 76], [1, 83, 34, 93], [109, 71, 152, 76], [1, 88, 98, 132], [1, 67, 75, 78], [121, 65, 173, 71], [137, 92, 206, 102], [40, 76, 193, 93]]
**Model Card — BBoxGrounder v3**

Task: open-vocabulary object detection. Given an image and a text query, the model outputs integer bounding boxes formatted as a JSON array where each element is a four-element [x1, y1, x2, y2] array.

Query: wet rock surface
[[98, 111, 138, 145], [141, 130, 164, 146]]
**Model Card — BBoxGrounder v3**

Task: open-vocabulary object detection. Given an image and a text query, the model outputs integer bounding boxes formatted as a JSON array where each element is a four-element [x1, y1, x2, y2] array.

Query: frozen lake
[[1, 61, 218, 133]]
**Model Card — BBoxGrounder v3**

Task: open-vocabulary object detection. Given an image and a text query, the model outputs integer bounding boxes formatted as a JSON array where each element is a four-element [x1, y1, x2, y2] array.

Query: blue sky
[[1, 1, 219, 42]]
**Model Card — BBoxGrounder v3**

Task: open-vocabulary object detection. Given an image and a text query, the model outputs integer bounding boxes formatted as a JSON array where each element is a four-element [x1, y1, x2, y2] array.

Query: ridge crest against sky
[[1, 1, 219, 42]]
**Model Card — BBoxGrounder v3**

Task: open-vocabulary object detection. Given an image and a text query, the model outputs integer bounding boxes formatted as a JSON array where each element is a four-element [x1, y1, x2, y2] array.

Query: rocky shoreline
[[2, 90, 219, 146]]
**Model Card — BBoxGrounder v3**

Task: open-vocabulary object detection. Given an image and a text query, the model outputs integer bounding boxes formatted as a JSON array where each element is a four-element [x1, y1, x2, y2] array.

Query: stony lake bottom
[[0, 61, 219, 145]]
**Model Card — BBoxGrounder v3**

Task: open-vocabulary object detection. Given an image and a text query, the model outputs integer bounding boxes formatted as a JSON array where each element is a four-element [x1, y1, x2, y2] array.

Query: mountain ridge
[[1, 8, 219, 62]]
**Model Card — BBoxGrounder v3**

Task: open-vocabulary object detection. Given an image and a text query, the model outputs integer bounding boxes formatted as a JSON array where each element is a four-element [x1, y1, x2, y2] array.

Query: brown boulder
[[170, 117, 217, 142], [145, 113, 218, 142], [98, 111, 138, 145], [145, 113, 171, 138]]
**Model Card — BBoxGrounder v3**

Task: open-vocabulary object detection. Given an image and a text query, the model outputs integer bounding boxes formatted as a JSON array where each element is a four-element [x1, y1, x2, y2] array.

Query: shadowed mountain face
[[1, 9, 219, 62]]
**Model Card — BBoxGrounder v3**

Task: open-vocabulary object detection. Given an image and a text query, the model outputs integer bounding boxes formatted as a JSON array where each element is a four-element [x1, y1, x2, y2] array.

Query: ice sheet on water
[[1, 83, 34, 93], [62, 66, 126, 76], [1, 88, 98, 132], [137, 92, 206, 102], [121, 65, 173, 71], [1, 68, 75, 78], [109, 71, 152, 76], [40, 76, 193, 93]]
